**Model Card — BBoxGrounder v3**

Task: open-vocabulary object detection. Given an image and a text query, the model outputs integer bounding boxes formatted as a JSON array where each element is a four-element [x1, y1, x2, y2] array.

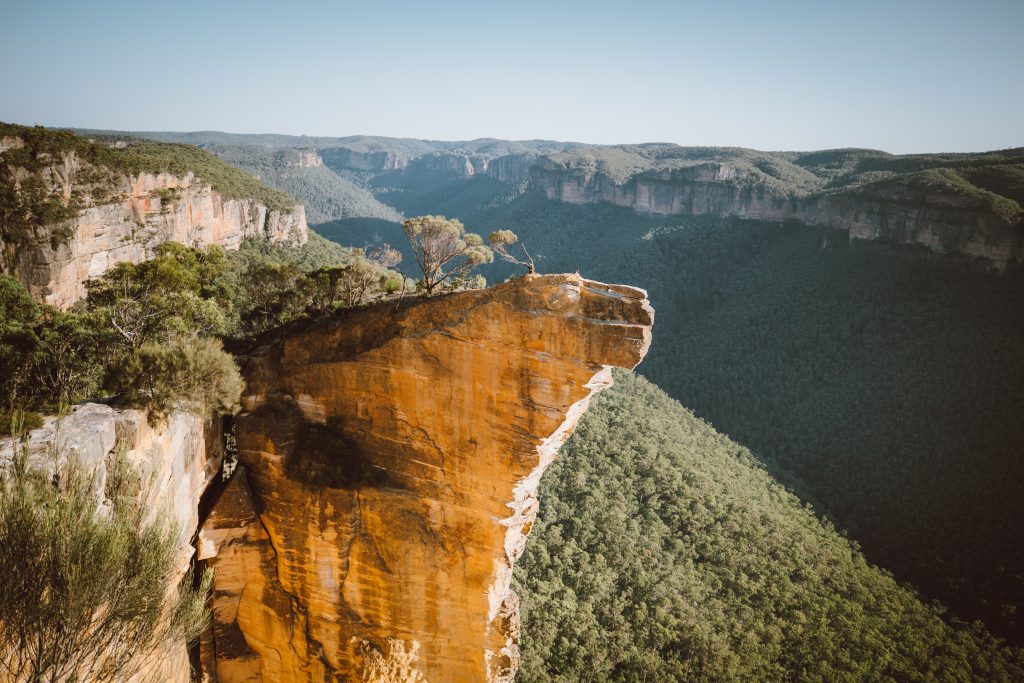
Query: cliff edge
[[198, 274, 653, 682]]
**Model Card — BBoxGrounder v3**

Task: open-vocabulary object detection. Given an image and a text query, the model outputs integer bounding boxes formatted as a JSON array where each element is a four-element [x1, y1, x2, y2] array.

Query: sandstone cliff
[[532, 160, 795, 219], [319, 147, 409, 172], [797, 181, 1023, 265], [0, 130, 309, 308], [198, 274, 653, 682], [0, 404, 223, 682], [529, 161, 1023, 266], [2, 168, 307, 308]]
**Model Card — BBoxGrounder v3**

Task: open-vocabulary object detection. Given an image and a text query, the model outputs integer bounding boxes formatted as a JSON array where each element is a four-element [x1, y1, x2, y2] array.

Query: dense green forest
[[515, 371, 1024, 681]]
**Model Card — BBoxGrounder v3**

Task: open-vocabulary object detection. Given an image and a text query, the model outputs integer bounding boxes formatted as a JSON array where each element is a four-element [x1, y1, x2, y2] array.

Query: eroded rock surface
[[1, 150, 307, 308], [199, 274, 653, 682], [530, 162, 1023, 266]]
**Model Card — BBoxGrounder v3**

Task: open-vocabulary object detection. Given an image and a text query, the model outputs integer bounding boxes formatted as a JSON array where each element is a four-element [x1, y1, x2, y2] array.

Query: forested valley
[[514, 370, 1024, 681], [455, 194, 1024, 644]]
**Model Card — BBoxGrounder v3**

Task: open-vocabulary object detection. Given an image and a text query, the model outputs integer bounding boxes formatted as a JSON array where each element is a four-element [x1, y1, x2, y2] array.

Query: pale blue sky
[[1, 0, 1021, 153]]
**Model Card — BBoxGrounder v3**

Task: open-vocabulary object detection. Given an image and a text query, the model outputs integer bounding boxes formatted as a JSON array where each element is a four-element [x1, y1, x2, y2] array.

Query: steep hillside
[[516, 371, 1024, 681], [204, 145, 402, 223], [0, 124, 307, 306]]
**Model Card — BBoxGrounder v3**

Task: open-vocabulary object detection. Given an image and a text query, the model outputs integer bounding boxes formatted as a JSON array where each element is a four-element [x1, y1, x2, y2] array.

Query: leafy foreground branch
[[0, 449, 210, 682]]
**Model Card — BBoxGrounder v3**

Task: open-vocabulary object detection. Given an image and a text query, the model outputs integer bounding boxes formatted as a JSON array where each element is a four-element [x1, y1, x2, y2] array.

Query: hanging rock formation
[[198, 273, 654, 682]]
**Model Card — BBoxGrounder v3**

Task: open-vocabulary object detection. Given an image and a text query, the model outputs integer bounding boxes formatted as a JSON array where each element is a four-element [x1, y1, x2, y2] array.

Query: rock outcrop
[[532, 160, 795, 219], [2, 168, 307, 308], [198, 274, 653, 682], [798, 183, 1023, 265], [0, 404, 224, 682], [319, 147, 409, 172]]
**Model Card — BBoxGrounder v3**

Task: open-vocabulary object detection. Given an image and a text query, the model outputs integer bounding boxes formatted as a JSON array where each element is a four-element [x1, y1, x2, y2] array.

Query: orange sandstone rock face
[[199, 274, 653, 682]]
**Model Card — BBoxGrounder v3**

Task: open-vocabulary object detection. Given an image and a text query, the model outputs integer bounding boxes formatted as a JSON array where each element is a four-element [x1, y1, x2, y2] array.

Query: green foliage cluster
[[115, 337, 243, 419], [402, 215, 493, 294], [0, 409, 43, 437], [224, 235, 403, 337], [516, 371, 1024, 681], [0, 447, 210, 681], [0, 126, 82, 242], [0, 274, 114, 414], [0, 234, 400, 423]]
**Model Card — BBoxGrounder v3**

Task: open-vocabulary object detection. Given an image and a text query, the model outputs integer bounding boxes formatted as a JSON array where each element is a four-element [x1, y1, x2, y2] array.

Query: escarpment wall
[[1, 404, 223, 682], [198, 274, 653, 682], [532, 161, 794, 218], [797, 187, 1023, 265], [1, 165, 307, 308], [529, 162, 1022, 265]]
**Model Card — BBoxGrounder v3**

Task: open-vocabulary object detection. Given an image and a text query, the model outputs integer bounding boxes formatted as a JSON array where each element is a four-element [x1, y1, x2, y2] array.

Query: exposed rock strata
[[2, 169, 307, 308], [798, 184, 1022, 265], [319, 147, 409, 172], [0, 404, 223, 682], [532, 161, 794, 218], [530, 162, 1022, 265], [199, 274, 653, 682]]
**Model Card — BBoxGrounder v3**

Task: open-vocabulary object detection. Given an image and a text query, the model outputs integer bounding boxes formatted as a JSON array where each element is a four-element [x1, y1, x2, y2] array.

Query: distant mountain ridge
[[74, 128, 1024, 265]]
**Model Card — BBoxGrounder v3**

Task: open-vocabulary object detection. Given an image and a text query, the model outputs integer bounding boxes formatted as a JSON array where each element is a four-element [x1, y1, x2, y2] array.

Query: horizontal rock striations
[[529, 161, 1023, 266], [198, 274, 653, 682], [6, 169, 307, 308], [314, 135, 1023, 266]]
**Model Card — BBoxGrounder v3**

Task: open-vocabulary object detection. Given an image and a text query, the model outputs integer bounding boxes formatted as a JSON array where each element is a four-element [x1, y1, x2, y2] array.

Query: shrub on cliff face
[[86, 243, 230, 351], [0, 449, 210, 682], [117, 336, 242, 419]]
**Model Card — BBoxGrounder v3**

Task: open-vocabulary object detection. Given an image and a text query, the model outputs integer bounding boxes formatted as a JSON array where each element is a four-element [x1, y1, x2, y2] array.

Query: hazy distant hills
[[75, 128, 1024, 267]]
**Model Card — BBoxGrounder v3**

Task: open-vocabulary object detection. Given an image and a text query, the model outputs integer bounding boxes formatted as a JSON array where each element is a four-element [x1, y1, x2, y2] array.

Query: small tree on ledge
[[489, 229, 535, 274], [402, 216, 493, 294]]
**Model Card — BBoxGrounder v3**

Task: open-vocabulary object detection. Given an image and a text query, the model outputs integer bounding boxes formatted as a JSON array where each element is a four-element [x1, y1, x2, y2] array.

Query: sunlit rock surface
[[199, 274, 653, 682]]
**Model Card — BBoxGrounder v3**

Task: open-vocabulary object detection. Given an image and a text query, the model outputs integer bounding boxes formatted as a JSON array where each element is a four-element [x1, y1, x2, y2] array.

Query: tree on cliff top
[[402, 215, 494, 294], [489, 229, 535, 274]]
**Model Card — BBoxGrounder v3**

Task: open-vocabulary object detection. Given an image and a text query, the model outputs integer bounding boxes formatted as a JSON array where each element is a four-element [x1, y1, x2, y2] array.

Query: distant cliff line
[[74, 128, 1021, 267]]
